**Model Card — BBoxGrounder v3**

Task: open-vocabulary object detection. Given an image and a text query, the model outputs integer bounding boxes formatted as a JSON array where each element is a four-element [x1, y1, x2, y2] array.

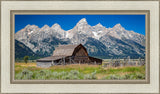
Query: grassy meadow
[[15, 61, 145, 80]]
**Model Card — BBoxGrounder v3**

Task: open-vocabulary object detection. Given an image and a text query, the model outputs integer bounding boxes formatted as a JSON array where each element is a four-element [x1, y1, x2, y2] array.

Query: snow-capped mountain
[[15, 18, 145, 59]]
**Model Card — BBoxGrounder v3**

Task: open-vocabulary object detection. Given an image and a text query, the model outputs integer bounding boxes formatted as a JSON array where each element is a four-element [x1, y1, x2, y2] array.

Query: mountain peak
[[25, 24, 31, 28], [25, 24, 38, 28], [113, 23, 124, 30], [77, 18, 88, 25], [41, 25, 50, 29], [94, 23, 103, 27], [79, 18, 87, 22], [51, 23, 60, 28], [114, 23, 122, 28]]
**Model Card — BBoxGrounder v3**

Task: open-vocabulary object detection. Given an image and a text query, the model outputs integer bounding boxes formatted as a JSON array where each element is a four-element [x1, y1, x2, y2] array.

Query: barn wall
[[74, 57, 90, 64], [74, 47, 88, 57], [37, 62, 52, 68], [73, 46, 90, 63], [89, 57, 102, 65]]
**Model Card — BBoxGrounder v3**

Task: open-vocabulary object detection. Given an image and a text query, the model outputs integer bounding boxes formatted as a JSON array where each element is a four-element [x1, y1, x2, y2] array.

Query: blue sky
[[15, 15, 145, 35]]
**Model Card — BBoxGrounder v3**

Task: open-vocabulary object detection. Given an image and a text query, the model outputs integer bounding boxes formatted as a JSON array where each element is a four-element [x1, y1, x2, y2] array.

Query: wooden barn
[[36, 44, 102, 68]]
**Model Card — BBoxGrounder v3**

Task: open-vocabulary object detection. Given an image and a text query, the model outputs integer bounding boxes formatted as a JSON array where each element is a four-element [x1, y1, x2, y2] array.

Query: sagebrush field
[[15, 62, 145, 80]]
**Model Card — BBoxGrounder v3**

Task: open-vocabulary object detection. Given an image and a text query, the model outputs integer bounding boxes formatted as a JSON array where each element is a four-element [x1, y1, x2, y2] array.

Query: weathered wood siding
[[73, 46, 90, 63], [89, 57, 102, 65], [74, 47, 88, 57]]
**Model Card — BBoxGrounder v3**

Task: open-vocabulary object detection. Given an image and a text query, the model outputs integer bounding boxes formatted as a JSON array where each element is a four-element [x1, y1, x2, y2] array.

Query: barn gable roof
[[52, 44, 83, 56]]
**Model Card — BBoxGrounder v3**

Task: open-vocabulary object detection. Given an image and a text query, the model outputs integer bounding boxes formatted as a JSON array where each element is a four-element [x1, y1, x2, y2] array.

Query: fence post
[[138, 57, 141, 66], [69, 57, 71, 64], [127, 56, 130, 66], [63, 57, 65, 65]]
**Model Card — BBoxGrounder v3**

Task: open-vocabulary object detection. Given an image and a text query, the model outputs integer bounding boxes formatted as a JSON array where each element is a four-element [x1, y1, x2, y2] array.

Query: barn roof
[[52, 44, 81, 56], [37, 56, 67, 62], [89, 56, 103, 61]]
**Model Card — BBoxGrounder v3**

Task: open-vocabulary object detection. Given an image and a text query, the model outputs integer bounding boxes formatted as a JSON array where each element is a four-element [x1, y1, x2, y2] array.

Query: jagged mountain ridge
[[15, 18, 145, 59]]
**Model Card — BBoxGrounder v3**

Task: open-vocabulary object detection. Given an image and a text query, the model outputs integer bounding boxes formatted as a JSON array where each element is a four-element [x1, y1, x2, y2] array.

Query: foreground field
[[15, 62, 145, 80]]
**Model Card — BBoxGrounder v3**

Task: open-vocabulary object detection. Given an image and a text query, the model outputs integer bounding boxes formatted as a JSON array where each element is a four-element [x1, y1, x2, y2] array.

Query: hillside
[[15, 39, 40, 60]]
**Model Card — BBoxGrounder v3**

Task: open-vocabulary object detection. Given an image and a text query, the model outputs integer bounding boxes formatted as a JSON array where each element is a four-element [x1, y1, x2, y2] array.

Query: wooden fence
[[102, 57, 145, 68]]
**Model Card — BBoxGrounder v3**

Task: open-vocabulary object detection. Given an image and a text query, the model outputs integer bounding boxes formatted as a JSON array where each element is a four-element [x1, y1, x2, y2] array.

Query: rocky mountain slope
[[15, 18, 145, 59], [15, 39, 37, 59]]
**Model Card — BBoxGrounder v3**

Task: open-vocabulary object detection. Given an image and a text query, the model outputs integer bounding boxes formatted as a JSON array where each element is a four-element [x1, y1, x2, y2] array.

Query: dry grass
[[15, 62, 37, 67]]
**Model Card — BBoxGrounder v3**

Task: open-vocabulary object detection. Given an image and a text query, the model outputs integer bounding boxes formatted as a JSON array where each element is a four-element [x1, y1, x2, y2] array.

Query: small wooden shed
[[36, 44, 102, 68]]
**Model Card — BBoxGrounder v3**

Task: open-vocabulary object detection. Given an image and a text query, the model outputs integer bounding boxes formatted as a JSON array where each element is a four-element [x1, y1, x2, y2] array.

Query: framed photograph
[[1, 0, 159, 94]]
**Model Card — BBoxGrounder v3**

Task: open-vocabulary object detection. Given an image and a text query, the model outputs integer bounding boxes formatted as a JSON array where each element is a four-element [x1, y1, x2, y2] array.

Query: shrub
[[136, 73, 145, 79], [91, 71, 97, 79], [108, 74, 119, 80], [84, 74, 92, 80], [62, 75, 71, 80], [15, 69, 33, 80], [121, 73, 145, 80], [15, 72, 23, 80], [70, 70, 79, 75], [24, 56, 29, 64], [83, 71, 97, 80], [52, 72, 59, 79], [102, 74, 125, 80], [34, 70, 52, 80]]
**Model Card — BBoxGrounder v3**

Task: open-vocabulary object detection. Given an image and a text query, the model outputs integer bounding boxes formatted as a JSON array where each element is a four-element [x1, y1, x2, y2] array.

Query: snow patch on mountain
[[28, 31, 34, 35]]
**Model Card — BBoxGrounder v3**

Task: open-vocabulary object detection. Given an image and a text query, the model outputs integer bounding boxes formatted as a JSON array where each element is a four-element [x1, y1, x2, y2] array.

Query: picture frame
[[0, 0, 159, 93], [11, 10, 150, 84]]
